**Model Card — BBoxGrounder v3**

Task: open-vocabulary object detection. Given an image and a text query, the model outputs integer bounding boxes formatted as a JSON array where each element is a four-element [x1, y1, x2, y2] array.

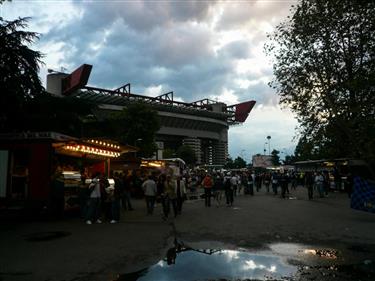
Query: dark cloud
[[3, 0, 298, 158], [38, 0, 290, 107], [217, 40, 251, 59], [69, 0, 217, 32]]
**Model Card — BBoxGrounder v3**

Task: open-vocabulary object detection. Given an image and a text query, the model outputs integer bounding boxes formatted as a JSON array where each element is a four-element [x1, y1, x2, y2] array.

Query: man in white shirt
[[85, 172, 102, 225], [230, 174, 238, 196], [315, 172, 324, 198], [142, 175, 157, 215]]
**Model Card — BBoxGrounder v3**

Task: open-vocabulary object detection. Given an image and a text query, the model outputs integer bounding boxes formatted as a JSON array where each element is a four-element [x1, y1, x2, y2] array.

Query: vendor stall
[[0, 132, 137, 211]]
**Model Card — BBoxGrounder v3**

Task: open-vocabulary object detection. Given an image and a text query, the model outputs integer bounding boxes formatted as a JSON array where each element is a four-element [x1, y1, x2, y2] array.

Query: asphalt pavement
[[1, 186, 374, 281]]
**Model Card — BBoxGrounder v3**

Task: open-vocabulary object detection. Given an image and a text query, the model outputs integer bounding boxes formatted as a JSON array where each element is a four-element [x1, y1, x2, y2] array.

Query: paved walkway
[[1, 186, 374, 281]]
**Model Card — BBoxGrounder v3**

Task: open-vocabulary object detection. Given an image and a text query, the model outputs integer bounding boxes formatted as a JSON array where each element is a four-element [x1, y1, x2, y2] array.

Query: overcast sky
[[1, 0, 298, 163]]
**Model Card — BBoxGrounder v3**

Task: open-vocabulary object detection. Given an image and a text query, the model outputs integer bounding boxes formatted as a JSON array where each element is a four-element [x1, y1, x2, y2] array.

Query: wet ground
[[1, 188, 374, 281], [119, 239, 375, 281]]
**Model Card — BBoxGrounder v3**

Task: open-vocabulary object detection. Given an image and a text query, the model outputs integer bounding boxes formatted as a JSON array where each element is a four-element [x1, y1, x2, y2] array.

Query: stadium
[[46, 64, 256, 166]]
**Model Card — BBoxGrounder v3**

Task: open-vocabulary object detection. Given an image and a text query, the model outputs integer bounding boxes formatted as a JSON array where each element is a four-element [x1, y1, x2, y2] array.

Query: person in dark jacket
[[110, 172, 122, 223], [305, 171, 315, 200], [213, 174, 224, 206], [279, 172, 289, 199], [121, 173, 134, 211], [224, 174, 234, 206]]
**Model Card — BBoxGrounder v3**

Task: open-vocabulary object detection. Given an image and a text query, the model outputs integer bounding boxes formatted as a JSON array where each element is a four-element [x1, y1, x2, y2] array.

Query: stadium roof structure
[[61, 64, 256, 125]]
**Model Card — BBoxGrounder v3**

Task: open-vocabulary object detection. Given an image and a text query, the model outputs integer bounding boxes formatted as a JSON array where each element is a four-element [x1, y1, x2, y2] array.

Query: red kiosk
[[0, 132, 137, 211]]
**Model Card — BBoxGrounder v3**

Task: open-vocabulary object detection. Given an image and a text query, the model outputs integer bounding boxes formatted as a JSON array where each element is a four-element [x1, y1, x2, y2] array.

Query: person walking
[[271, 172, 279, 195], [255, 174, 261, 192], [280, 172, 289, 199], [175, 175, 187, 215], [157, 174, 167, 219], [315, 172, 325, 198], [163, 175, 178, 219], [100, 175, 111, 221], [323, 171, 330, 196], [264, 173, 271, 193], [78, 171, 89, 219], [202, 174, 213, 207], [142, 175, 157, 215], [247, 172, 254, 196], [290, 172, 297, 191], [110, 172, 122, 223], [121, 173, 134, 211], [213, 174, 224, 206], [230, 173, 238, 196], [305, 171, 314, 200], [85, 172, 102, 224], [285, 172, 290, 195], [224, 174, 234, 206]]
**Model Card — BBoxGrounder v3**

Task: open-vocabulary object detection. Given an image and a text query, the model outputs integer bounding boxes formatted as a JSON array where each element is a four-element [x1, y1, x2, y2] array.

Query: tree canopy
[[176, 145, 197, 166], [101, 102, 160, 157], [0, 17, 44, 131], [224, 156, 247, 169], [266, 0, 375, 163], [271, 149, 281, 166]]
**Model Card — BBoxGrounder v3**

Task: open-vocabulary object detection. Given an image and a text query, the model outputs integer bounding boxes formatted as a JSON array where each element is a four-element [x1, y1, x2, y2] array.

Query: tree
[[271, 149, 280, 166], [163, 148, 176, 159], [266, 0, 375, 163], [13, 95, 94, 136], [224, 157, 234, 169], [176, 145, 197, 166], [103, 102, 160, 157], [283, 155, 296, 165], [233, 156, 247, 169], [0, 17, 44, 131]]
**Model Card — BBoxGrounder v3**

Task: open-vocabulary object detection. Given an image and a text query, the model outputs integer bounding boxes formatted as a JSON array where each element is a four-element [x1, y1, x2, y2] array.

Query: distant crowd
[[62, 168, 353, 225]]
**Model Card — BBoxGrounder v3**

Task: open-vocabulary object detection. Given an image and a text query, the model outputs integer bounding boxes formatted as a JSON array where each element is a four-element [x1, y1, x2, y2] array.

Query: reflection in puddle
[[119, 241, 374, 281], [269, 243, 339, 260], [119, 248, 297, 281], [303, 249, 338, 259]]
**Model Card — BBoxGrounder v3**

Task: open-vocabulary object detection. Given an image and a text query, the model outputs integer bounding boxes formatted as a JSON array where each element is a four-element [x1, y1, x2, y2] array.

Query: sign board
[[252, 155, 273, 168], [155, 141, 164, 150], [351, 177, 375, 213]]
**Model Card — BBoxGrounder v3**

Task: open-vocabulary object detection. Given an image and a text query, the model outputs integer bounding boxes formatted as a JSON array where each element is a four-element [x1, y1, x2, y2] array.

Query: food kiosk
[[0, 132, 137, 211]]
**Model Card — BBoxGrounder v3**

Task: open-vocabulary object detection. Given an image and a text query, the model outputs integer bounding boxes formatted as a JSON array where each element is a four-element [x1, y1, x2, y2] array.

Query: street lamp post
[[263, 142, 267, 155], [267, 136, 271, 155]]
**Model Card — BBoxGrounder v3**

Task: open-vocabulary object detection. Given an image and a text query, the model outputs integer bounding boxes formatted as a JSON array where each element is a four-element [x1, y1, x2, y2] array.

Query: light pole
[[267, 136, 271, 155], [263, 142, 267, 155]]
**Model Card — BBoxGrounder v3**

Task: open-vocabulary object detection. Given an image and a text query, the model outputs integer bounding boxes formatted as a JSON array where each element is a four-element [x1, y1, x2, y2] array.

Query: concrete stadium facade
[[46, 64, 255, 166]]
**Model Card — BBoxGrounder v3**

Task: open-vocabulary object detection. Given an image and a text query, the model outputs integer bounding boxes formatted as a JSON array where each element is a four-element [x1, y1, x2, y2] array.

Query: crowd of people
[[73, 167, 351, 225]]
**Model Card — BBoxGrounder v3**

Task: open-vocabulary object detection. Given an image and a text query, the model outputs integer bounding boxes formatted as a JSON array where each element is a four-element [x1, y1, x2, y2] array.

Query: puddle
[[118, 241, 375, 281], [119, 246, 297, 281], [270, 243, 338, 260], [303, 249, 338, 259], [24, 231, 71, 242], [297, 262, 375, 280], [118, 224, 374, 281]]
